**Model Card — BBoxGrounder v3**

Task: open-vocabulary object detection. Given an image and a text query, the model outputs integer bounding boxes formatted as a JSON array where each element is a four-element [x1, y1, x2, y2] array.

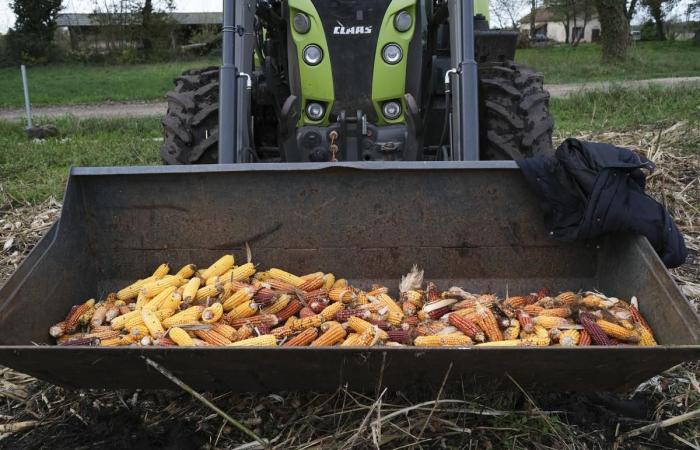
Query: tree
[[640, 0, 679, 40], [545, 0, 595, 45], [490, 0, 530, 29], [593, 0, 630, 61], [6, 0, 63, 63]]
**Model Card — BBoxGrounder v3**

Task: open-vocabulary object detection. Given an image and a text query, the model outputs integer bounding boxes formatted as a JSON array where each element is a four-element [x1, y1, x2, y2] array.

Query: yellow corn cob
[[210, 323, 237, 341], [403, 290, 424, 307], [260, 294, 291, 315], [269, 268, 305, 287], [141, 308, 165, 337], [162, 306, 204, 328], [175, 264, 196, 279], [503, 319, 521, 340], [322, 273, 336, 291], [152, 263, 170, 278], [537, 307, 572, 318], [282, 327, 318, 346], [559, 329, 580, 346], [533, 325, 549, 338], [234, 324, 254, 341], [158, 292, 182, 312], [386, 311, 403, 327], [596, 320, 640, 343], [271, 326, 294, 339], [182, 277, 201, 303], [117, 276, 155, 300], [376, 293, 403, 318], [310, 324, 347, 346], [156, 308, 176, 320], [100, 335, 137, 346], [130, 325, 149, 339], [476, 339, 522, 347], [227, 300, 258, 320], [414, 334, 472, 347], [230, 263, 256, 281], [474, 304, 503, 342], [110, 309, 141, 330], [202, 302, 224, 323], [144, 286, 177, 311], [205, 270, 229, 286], [135, 292, 149, 309], [533, 316, 569, 329], [523, 304, 544, 316], [290, 314, 324, 331], [169, 327, 195, 346], [356, 291, 369, 305], [222, 286, 255, 311], [636, 324, 657, 346], [228, 335, 277, 347], [347, 316, 388, 340], [328, 288, 355, 303], [556, 291, 578, 306], [195, 283, 223, 301], [320, 302, 344, 321], [367, 286, 388, 296], [198, 254, 235, 281], [332, 278, 348, 289], [194, 329, 232, 346], [522, 335, 551, 346], [580, 294, 607, 309], [85, 328, 120, 341], [141, 276, 184, 298], [619, 319, 635, 331], [301, 272, 324, 280], [341, 333, 364, 346], [123, 314, 146, 331]]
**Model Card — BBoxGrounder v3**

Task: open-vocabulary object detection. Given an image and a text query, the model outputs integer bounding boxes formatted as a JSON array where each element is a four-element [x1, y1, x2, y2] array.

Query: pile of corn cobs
[[49, 255, 657, 347]]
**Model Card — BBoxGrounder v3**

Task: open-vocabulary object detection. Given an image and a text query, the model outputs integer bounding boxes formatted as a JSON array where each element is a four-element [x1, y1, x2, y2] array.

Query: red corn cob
[[428, 306, 451, 320], [336, 308, 371, 322], [426, 282, 441, 302], [275, 297, 303, 321], [516, 310, 534, 333], [579, 313, 611, 345], [578, 329, 592, 346], [387, 328, 414, 345], [629, 305, 652, 332], [448, 313, 486, 342], [299, 307, 315, 318], [229, 314, 279, 329]]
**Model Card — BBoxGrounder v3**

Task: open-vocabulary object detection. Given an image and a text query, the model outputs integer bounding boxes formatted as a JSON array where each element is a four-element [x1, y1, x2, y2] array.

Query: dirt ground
[[0, 122, 698, 449]]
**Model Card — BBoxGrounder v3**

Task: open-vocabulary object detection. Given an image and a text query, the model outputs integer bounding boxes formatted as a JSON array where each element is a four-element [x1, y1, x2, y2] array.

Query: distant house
[[55, 12, 223, 51], [520, 8, 601, 43]]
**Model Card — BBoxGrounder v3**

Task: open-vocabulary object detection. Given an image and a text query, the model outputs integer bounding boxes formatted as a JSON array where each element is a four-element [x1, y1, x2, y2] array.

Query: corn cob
[[320, 302, 344, 321], [559, 329, 580, 346], [523, 304, 544, 316], [194, 329, 232, 346], [596, 320, 640, 343], [141, 308, 165, 338], [268, 268, 305, 287], [202, 303, 224, 323], [347, 317, 388, 340], [222, 286, 255, 311], [503, 319, 521, 340], [141, 276, 185, 298], [555, 291, 578, 306], [91, 303, 109, 328], [290, 314, 325, 331], [175, 264, 196, 279], [387, 328, 414, 345], [130, 325, 149, 340], [58, 336, 100, 346], [159, 292, 182, 312], [385, 310, 403, 327], [537, 307, 572, 318], [341, 333, 364, 346], [332, 278, 348, 289], [229, 314, 280, 329], [209, 323, 237, 341], [282, 327, 318, 346], [169, 327, 195, 346], [195, 283, 224, 302], [448, 313, 486, 342], [226, 300, 258, 321], [260, 294, 291, 315], [276, 298, 303, 321], [63, 299, 96, 334], [415, 334, 472, 347], [197, 255, 235, 281], [417, 320, 449, 336], [579, 313, 611, 345], [299, 306, 315, 318], [251, 287, 277, 306], [474, 304, 503, 342], [234, 324, 254, 341], [504, 296, 527, 308], [533, 316, 570, 329], [580, 294, 611, 309], [299, 276, 324, 292], [228, 335, 277, 347], [322, 273, 336, 291], [336, 309, 371, 322], [144, 286, 177, 311], [578, 329, 592, 346], [376, 293, 403, 319], [636, 324, 657, 346], [310, 324, 347, 346], [100, 335, 137, 346], [117, 276, 154, 300], [181, 277, 201, 303], [105, 304, 121, 323], [403, 290, 424, 307], [515, 310, 534, 333], [476, 339, 522, 347], [85, 329, 121, 341], [629, 305, 652, 332], [162, 306, 204, 328]]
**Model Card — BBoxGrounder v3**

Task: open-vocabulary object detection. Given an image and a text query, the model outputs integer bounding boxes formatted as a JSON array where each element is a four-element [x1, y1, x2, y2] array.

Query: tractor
[[160, 0, 554, 164]]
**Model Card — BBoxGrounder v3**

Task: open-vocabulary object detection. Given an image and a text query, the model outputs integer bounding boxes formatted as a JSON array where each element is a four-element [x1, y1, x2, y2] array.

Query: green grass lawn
[[0, 84, 697, 207], [517, 41, 700, 84], [0, 58, 218, 108]]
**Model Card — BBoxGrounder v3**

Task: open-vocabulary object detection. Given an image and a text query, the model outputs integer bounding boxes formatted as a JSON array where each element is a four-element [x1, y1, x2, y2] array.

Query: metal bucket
[[0, 162, 697, 391]]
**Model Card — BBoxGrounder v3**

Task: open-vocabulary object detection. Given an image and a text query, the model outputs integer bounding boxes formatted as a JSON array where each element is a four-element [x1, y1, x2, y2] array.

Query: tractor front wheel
[[478, 61, 554, 160]]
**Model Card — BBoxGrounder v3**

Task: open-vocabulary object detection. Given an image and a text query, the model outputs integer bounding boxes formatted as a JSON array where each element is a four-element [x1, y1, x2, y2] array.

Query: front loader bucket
[[0, 162, 698, 392]]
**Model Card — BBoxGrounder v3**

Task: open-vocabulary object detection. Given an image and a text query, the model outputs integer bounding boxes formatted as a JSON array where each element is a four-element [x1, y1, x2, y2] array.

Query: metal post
[[460, 0, 480, 161], [20, 65, 33, 130], [218, 0, 237, 164]]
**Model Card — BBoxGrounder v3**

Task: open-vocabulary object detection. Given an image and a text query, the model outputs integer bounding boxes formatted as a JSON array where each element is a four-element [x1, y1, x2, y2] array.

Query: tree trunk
[[649, 3, 666, 40], [563, 16, 571, 43], [530, 0, 537, 37], [594, 0, 630, 61]]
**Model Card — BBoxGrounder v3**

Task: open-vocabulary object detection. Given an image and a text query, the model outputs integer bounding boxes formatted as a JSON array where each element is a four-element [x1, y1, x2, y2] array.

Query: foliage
[[5, 0, 63, 64], [640, 19, 659, 40], [639, 0, 680, 40]]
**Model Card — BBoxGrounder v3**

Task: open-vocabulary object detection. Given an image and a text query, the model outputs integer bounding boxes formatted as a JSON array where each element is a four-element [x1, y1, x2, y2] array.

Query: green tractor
[[161, 0, 553, 164]]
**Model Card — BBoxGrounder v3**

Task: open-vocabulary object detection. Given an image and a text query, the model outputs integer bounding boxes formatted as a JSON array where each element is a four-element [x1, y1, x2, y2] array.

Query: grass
[[0, 84, 697, 207], [0, 116, 161, 205], [516, 41, 700, 84], [0, 58, 218, 108]]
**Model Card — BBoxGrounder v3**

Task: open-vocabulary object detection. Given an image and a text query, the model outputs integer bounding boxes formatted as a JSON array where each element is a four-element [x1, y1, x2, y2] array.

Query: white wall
[[521, 18, 601, 43]]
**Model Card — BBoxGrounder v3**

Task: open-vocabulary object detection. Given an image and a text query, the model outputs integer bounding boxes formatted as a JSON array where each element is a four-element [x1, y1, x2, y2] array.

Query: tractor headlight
[[302, 44, 323, 66], [293, 13, 311, 34], [306, 102, 325, 121], [382, 44, 403, 65], [382, 101, 402, 120], [394, 11, 412, 32]]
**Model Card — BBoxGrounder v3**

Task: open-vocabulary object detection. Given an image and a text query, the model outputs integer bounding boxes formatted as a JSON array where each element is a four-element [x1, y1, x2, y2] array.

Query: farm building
[[520, 8, 601, 43]]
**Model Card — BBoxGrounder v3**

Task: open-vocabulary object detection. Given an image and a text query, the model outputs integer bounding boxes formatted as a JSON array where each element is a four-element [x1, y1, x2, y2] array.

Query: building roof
[[56, 12, 223, 27]]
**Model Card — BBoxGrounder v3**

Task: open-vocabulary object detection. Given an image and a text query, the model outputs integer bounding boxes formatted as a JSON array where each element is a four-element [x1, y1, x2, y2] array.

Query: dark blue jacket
[[517, 138, 687, 268]]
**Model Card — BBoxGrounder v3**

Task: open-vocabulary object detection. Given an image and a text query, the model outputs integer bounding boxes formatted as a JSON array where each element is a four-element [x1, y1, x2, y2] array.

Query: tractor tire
[[160, 67, 220, 164], [478, 61, 554, 160]]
